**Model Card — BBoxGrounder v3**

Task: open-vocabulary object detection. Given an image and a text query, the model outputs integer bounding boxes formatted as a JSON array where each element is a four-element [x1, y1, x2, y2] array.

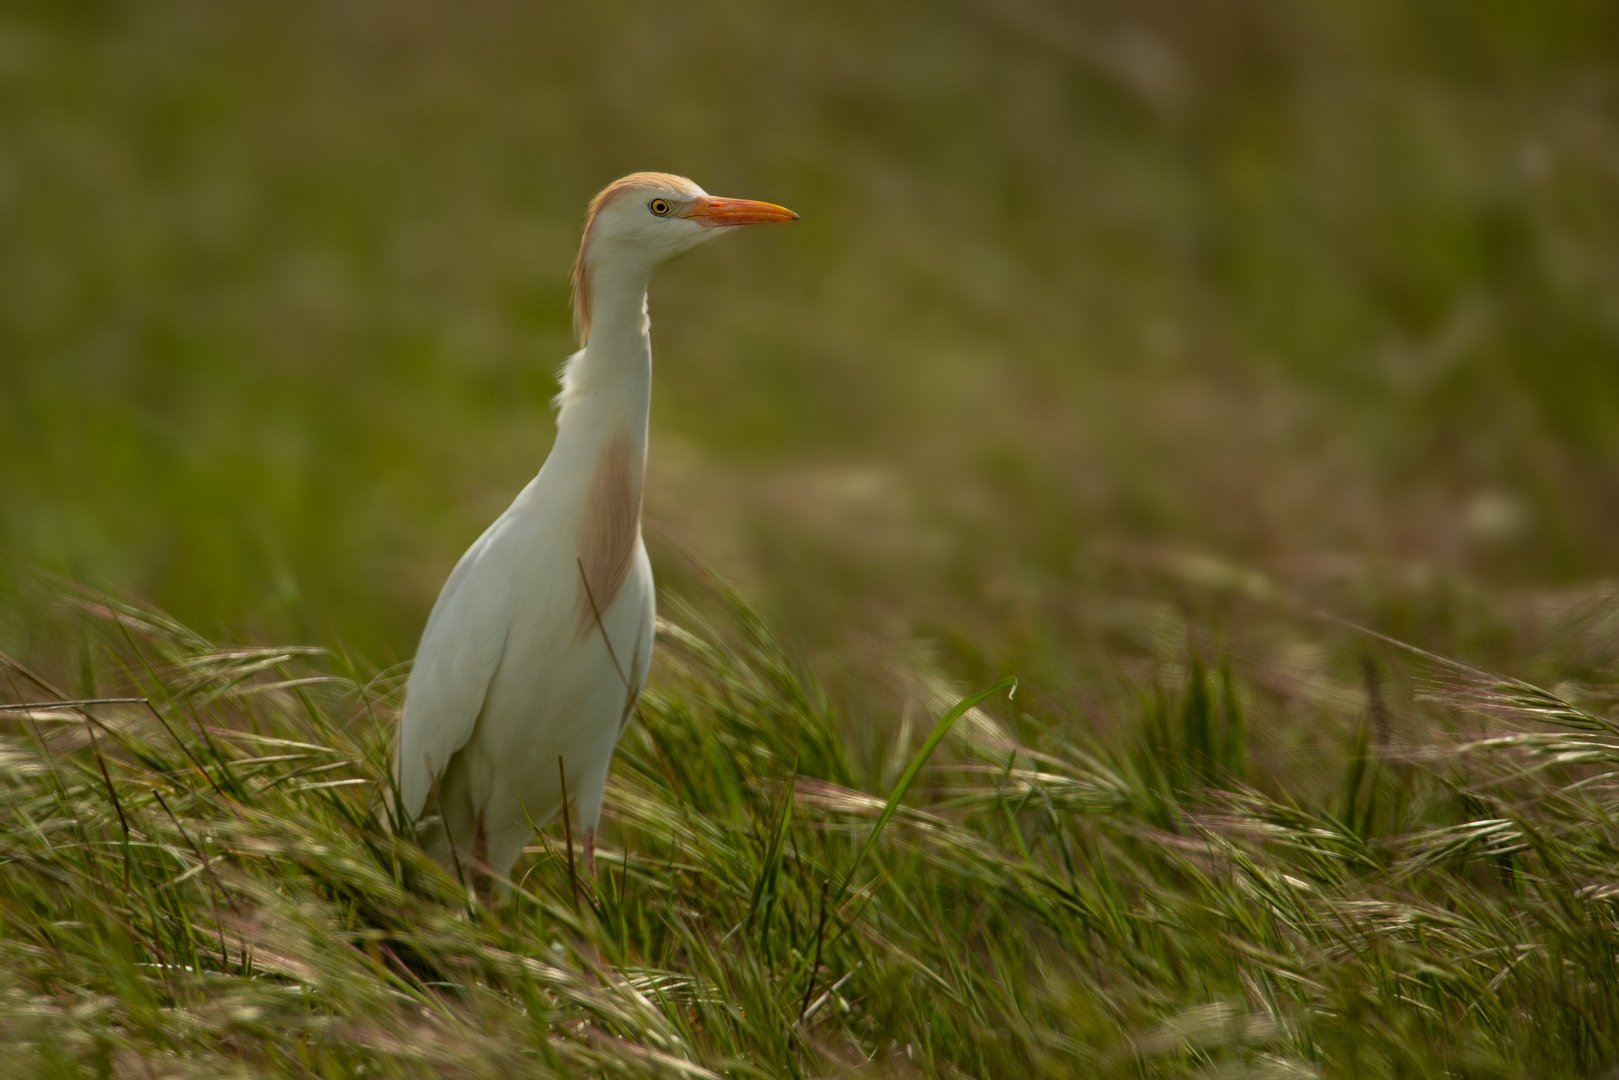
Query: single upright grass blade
[[832, 676, 1017, 907]]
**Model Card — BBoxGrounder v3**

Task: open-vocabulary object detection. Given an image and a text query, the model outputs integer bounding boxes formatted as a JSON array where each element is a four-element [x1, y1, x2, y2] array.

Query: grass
[[3, 0, 1619, 1074], [3, 578, 1619, 1077], [3, 0, 1617, 666]]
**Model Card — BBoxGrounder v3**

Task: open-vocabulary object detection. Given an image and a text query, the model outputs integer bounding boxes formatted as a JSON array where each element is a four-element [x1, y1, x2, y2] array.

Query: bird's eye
[[649, 198, 674, 217]]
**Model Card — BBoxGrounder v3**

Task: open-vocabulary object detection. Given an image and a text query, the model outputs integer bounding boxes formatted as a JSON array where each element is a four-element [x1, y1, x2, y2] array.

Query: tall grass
[[4, 2, 1616, 1073], [3, 582, 1617, 1077]]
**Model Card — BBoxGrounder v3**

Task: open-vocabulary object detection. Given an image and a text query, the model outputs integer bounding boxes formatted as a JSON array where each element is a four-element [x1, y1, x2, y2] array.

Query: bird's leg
[[584, 827, 596, 879], [472, 812, 491, 906]]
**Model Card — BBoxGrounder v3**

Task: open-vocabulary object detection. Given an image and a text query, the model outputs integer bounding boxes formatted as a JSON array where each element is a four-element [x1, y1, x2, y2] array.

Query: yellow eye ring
[[649, 198, 673, 217]]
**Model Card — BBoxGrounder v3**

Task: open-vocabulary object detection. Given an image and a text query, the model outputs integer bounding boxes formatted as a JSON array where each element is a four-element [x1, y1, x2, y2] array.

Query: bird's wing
[[615, 606, 655, 739], [394, 536, 514, 823]]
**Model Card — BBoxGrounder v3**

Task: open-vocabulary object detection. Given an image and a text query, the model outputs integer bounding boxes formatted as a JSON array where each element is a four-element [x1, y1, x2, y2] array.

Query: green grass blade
[[832, 676, 1016, 907]]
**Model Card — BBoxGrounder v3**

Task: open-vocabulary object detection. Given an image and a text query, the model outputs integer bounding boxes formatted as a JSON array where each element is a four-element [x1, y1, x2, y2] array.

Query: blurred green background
[[3, 0, 1617, 700]]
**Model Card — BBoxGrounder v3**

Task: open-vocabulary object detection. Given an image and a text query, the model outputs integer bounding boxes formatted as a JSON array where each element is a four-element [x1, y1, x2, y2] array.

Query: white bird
[[394, 172, 797, 894]]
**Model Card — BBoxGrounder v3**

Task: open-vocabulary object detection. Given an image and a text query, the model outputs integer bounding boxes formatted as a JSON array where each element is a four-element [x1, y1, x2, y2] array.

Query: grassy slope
[[3, 583, 1619, 1077], [4, 0, 1619, 1075], [1, 0, 1616, 665]]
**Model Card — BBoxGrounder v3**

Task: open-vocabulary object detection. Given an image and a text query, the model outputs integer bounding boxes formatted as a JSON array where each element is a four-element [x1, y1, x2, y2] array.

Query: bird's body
[[394, 173, 795, 890]]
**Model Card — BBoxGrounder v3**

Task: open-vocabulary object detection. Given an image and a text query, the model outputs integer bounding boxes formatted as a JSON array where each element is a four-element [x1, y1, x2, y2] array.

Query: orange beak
[[681, 195, 799, 227]]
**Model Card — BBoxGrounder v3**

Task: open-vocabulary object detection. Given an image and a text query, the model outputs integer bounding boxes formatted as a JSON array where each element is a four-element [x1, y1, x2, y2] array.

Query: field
[[3, 0, 1619, 1075]]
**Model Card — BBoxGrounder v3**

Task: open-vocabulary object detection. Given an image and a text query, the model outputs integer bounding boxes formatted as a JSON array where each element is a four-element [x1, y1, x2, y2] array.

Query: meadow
[[3, 0, 1619, 1075]]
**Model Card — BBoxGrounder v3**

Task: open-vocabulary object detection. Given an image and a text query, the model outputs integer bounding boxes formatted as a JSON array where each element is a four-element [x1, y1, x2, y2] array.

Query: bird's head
[[571, 172, 797, 343]]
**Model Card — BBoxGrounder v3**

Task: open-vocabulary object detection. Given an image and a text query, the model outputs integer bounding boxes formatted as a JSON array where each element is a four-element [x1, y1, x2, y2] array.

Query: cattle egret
[[394, 173, 797, 895]]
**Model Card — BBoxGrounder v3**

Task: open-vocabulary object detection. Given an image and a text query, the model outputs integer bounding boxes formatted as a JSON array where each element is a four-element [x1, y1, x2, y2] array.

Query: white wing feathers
[[395, 534, 513, 823], [616, 616, 653, 738]]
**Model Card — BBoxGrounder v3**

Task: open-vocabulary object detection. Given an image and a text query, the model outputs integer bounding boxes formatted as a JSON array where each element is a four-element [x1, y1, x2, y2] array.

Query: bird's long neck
[[556, 263, 653, 454], [551, 264, 651, 622]]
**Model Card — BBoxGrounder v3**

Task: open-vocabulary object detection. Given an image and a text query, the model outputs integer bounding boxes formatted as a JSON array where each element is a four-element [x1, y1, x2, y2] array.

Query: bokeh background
[[4, 0, 1618, 737]]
